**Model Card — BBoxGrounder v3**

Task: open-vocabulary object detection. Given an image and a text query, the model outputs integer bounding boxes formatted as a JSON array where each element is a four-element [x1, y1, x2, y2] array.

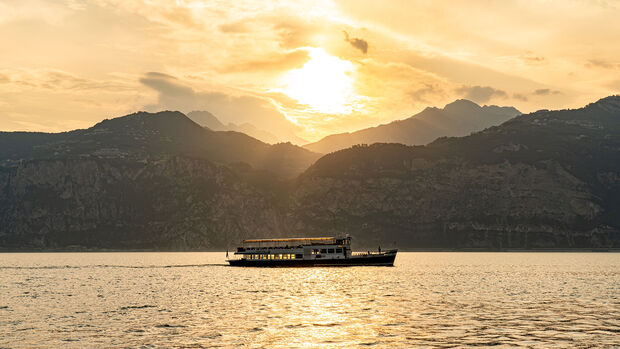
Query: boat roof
[[243, 237, 338, 243]]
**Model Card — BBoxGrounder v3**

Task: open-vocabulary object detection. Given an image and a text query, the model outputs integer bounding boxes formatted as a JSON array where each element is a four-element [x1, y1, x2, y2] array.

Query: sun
[[281, 47, 357, 114]]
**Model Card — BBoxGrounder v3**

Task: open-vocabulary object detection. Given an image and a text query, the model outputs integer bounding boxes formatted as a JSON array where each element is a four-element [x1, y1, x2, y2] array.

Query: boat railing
[[237, 245, 305, 252], [351, 251, 383, 256]]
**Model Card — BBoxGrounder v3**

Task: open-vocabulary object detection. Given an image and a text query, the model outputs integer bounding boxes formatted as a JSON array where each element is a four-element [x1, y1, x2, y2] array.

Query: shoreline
[[1, 248, 618, 253]]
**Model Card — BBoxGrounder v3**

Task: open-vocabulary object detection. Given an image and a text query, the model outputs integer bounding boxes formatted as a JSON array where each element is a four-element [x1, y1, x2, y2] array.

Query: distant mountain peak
[[443, 99, 481, 112], [187, 109, 291, 145], [187, 110, 226, 131], [304, 99, 521, 153], [92, 110, 201, 135]]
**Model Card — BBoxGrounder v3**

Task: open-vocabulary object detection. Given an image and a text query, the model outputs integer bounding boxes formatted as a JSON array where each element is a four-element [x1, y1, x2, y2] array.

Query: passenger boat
[[226, 236, 397, 267]]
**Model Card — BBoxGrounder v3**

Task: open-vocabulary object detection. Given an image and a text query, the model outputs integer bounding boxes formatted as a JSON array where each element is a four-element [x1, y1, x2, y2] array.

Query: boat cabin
[[234, 237, 352, 261]]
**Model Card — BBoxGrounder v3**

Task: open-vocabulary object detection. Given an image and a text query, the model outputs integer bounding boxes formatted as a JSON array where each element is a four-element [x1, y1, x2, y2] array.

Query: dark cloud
[[513, 93, 528, 101], [455, 85, 507, 103], [533, 88, 561, 96], [344, 31, 368, 54], [139, 72, 303, 143]]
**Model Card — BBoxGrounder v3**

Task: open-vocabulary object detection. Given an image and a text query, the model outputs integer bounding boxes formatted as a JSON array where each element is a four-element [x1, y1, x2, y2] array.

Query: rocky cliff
[[0, 157, 288, 249], [0, 97, 619, 250]]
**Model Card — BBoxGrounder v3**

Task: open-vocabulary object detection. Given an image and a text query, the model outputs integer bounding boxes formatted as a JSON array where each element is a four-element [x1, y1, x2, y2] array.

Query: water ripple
[[0, 252, 618, 347]]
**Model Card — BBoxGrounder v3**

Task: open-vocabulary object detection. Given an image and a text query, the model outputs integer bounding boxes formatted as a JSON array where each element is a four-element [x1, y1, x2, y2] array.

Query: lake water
[[1, 252, 618, 348]]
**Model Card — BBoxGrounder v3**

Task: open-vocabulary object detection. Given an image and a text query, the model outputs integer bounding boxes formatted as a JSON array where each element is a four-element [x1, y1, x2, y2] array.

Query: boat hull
[[228, 250, 397, 267]]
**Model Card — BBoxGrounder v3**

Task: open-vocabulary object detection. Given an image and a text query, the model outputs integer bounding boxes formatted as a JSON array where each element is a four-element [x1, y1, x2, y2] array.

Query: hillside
[[304, 99, 521, 153], [0, 97, 618, 250], [291, 96, 620, 248], [0, 111, 321, 178]]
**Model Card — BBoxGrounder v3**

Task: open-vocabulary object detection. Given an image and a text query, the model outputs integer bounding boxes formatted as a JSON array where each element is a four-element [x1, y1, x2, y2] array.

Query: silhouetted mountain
[[186, 110, 226, 131], [187, 110, 300, 145], [0, 111, 321, 178], [293, 96, 620, 249], [0, 97, 618, 250], [304, 99, 521, 153]]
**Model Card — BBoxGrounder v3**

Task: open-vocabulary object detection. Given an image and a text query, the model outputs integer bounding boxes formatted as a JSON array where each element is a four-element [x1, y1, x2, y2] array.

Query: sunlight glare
[[282, 48, 357, 114]]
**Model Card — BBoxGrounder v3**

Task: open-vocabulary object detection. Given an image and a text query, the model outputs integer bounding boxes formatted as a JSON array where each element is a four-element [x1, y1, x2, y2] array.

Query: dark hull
[[228, 250, 397, 267]]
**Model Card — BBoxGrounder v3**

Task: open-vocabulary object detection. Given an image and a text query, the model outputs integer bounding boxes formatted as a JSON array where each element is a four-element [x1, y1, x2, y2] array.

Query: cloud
[[139, 72, 304, 143], [519, 51, 546, 65], [218, 49, 310, 73], [586, 59, 619, 69], [512, 93, 528, 102], [455, 85, 507, 103], [1, 68, 132, 92], [139, 72, 193, 96], [409, 83, 446, 103], [218, 21, 251, 33], [533, 88, 561, 96], [344, 31, 368, 54]]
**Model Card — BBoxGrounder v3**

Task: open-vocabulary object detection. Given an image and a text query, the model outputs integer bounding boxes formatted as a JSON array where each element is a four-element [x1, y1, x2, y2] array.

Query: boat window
[[328, 249, 334, 253], [295, 254, 302, 259], [320, 249, 327, 254], [336, 248, 342, 253]]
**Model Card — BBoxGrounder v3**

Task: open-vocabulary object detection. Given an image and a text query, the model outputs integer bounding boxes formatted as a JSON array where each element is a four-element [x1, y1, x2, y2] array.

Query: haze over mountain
[[0, 96, 618, 250], [187, 110, 302, 145], [304, 100, 521, 153]]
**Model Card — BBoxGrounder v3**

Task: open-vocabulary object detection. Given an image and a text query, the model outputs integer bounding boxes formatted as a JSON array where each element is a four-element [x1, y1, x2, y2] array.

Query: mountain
[[0, 110, 321, 178], [186, 110, 226, 131], [291, 96, 620, 249], [304, 99, 521, 153], [187, 110, 300, 145], [0, 97, 618, 250]]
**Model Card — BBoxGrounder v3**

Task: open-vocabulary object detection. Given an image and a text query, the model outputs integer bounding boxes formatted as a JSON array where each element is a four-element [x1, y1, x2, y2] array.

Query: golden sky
[[1, 0, 619, 142]]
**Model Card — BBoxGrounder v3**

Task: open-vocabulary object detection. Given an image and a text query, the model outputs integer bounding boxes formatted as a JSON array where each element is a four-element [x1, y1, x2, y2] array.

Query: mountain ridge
[[187, 110, 305, 145], [0, 110, 321, 178], [304, 99, 521, 154], [0, 96, 618, 250]]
